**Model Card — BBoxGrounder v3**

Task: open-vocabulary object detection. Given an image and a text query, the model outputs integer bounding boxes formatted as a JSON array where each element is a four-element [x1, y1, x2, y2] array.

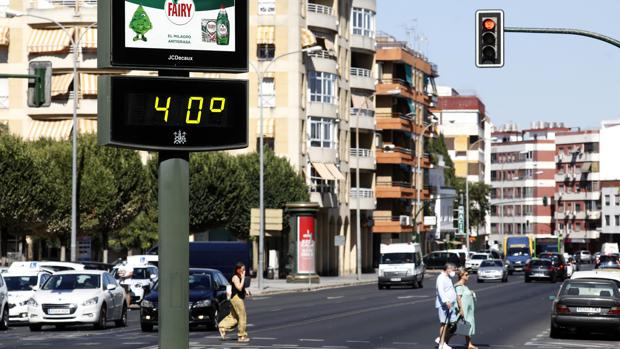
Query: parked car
[[140, 268, 230, 332], [550, 278, 620, 338], [81, 261, 114, 272], [111, 263, 159, 305], [538, 252, 568, 280], [378, 243, 424, 289], [4, 270, 51, 323], [596, 254, 620, 269], [576, 250, 592, 264], [465, 253, 491, 273], [27, 270, 127, 331], [423, 251, 464, 270], [0, 274, 8, 330], [477, 259, 508, 283], [525, 259, 558, 283], [37, 261, 85, 272]]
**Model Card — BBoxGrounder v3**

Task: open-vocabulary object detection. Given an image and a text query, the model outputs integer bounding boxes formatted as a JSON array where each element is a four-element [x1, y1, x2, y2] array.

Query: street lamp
[[353, 96, 371, 281], [250, 45, 321, 290], [415, 116, 438, 239], [6, 9, 96, 262]]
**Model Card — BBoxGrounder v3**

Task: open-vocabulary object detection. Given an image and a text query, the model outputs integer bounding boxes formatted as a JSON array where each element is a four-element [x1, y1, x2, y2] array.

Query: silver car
[[477, 259, 508, 283]]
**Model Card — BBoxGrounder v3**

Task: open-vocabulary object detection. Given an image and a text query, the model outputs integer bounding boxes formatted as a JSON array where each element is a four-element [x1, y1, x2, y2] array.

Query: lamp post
[[249, 45, 321, 290], [415, 118, 437, 239], [7, 9, 95, 262]]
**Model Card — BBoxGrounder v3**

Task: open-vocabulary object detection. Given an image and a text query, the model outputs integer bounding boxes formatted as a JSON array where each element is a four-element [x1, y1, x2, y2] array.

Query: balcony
[[307, 3, 337, 32], [376, 180, 414, 199], [376, 147, 413, 166], [376, 112, 411, 132], [350, 148, 375, 170], [376, 79, 413, 99], [350, 108, 375, 130], [351, 30, 376, 53], [350, 67, 375, 91], [28, 0, 97, 23], [554, 191, 601, 201], [350, 188, 375, 210], [557, 152, 599, 163], [307, 50, 338, 74], [372, 211, 414, 234]]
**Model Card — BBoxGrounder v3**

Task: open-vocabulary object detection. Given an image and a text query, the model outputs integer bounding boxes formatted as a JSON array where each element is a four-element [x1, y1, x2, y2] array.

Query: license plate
[[390, 278, 401, 282], [576, 307, 600, 313], [48, 308, 70, 315], [532, 273, 545, 277]]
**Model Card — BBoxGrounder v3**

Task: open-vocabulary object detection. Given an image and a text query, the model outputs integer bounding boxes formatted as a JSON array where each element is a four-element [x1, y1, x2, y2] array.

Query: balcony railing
[[350, 148, 372, 158], [307, 50, 336, 60], [376, 112, 413, 120], [351, 108, 375, 117], [30, 0, 97, 9], [378, 78, 412, 89], [377, 180, 412, 188], [351, 67, 372, 78], [350, 188, 374, 198], [308, 3, 333, 15]]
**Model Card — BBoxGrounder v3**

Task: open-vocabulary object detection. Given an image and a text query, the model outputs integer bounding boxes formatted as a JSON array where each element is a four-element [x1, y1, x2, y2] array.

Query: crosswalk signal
[[27, 61, 52, 108], [476, 10, 504, 68]]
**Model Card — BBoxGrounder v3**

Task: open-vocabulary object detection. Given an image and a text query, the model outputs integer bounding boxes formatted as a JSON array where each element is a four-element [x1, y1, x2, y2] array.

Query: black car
[[550, 278, 620, 338], [140, 268, 230, 332], [595, 254, 620, 269], [423, 251, 464, 270], [525, 259, 558, 283], [538, 253, 568, 280]]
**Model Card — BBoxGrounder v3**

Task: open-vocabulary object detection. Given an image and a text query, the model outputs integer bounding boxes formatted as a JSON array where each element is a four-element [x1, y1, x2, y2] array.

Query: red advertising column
[[286, 202, 320, 283]]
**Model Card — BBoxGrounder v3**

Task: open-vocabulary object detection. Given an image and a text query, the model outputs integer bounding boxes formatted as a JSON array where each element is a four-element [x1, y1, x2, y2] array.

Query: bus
[[504, 235, 535, 273], [534, 235, 563, 255]]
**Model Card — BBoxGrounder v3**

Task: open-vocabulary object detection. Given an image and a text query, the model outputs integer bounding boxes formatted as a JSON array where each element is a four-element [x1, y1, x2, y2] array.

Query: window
[[445, 137, 455, 149], [0, 78, 7, 109], [309, 167, 334, 194], [605, 215, 611, 226], [616, 194, 620, 206], [258, 0, 276, 15], [351, 8, 375, 38], [259, 77, 276, 107], [257, 43, 275, 60], [616, 215, 620, 226], [575, 203, 581, 212], [308, 71, 337, 104], [605, 195, 611, 206], [455, 151, 466, 157], [308, 117, 335, 148]]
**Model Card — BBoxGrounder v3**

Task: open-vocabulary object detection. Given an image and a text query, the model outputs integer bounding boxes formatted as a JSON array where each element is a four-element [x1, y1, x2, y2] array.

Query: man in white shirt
[[435, 263, 457, 349]]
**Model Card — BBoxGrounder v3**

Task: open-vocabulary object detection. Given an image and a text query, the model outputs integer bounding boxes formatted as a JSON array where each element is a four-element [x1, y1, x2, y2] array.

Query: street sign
[[424, 216, 437, 226], [457, 205, 465, 235], [98, 75, 248, 151], [334, 235, 345, 247], [98, 0, 248, 72]]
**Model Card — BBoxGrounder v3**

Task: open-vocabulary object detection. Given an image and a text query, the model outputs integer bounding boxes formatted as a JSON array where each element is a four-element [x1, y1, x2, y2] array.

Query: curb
[[249, 279, 377, 296]]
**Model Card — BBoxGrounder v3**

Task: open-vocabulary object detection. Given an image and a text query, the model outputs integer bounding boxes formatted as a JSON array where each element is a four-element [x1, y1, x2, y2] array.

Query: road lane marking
[[397, 295, 429, 299], [299, 338, 324, 342], [326, 296, 343, 300], [346, 340, 370, 343]]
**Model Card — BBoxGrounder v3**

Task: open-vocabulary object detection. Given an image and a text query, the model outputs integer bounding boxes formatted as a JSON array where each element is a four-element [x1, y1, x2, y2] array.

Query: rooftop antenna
[[403, 19, 418, 51]]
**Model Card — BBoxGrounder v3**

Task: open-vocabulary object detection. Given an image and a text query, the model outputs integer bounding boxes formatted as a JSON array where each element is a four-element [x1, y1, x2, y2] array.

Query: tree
[[426, 134, 456, 187], [454, 177, 491, 234]]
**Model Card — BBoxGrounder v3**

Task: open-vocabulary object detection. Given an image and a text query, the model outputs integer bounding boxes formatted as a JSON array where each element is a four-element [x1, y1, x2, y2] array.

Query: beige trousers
[[218, 295, 247, 338]]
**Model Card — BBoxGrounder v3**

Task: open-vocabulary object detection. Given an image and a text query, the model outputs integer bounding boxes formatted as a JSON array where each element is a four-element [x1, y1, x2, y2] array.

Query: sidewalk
[[247, 273, 377, 296]]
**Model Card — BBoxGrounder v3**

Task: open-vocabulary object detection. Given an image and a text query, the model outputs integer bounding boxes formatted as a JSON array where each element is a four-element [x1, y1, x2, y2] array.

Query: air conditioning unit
[[399, 215, 411, 226], [383, 144, 396, 151]]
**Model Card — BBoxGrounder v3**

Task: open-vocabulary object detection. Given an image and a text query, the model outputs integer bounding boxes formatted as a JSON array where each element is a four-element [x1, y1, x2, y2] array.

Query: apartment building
[[554, 130, 601, 250], [373, 33, 438, 257], [490, 122, 567, 243], [599, 119, 620, 244], [246, 0, 377, 275]]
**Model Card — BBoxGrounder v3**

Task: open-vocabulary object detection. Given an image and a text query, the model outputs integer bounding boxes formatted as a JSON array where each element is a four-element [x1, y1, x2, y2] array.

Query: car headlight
[[26, 298, 38, 307], [82, 297, 99, 306], [141, 300, 153, 308], [193, 299, 211, 308], [378, 270, 384, 277]]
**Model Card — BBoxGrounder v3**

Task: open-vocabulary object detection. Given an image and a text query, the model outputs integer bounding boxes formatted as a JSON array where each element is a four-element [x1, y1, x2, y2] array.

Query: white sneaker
[[438, 344, 452, 349]]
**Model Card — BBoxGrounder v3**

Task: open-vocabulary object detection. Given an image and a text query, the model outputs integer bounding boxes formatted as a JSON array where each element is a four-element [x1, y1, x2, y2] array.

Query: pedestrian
[[454, 268, 478, 349], [435, 262, 458, 349], [218, 262, 251, 342]]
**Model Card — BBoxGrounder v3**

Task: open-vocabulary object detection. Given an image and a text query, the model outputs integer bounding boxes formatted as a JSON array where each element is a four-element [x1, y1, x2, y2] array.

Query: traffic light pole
[[0, 73, 45, 106], [505, 27, 620, 49]]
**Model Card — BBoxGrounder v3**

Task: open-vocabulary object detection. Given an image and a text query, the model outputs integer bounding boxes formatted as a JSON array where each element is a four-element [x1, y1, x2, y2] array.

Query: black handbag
[[454, 317, 472, 336]]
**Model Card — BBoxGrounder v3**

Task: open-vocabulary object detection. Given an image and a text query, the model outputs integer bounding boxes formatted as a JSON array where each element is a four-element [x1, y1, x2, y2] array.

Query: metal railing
[[376, 112, 413, 121], [351, 108, 374, 117], [307, 3, 333, 15], [378, 78, 411, 88], [376, 180, 412, 188], [351, 67, 372, 78], [350, 148, 372, 158], [350, 188, 373, 198], [307, 50, 336, 60]]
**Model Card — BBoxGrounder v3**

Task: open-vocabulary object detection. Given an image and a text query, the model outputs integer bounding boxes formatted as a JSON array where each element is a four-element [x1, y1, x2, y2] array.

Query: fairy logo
[[165, 0, 195, 26]]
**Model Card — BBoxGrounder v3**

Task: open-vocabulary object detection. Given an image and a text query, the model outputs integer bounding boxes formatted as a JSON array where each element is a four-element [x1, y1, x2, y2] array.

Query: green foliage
[[453, 177, 491, 233], [426, 134, 456, 187]]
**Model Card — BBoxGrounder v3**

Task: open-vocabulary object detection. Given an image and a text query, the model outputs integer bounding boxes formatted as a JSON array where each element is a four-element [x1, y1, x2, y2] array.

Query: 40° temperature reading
[[154, 96, 226, 125]]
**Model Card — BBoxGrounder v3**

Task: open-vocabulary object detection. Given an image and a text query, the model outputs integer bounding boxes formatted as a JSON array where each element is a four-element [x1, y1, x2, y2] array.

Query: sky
[[376, 0, 620, 130]]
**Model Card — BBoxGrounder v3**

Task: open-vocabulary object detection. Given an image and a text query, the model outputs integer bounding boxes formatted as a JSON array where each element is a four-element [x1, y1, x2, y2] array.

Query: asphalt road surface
[[1, 267, 618, 349]]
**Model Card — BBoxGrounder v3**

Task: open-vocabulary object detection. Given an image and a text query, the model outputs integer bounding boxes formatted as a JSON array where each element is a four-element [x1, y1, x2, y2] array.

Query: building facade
[[490, 123, 567, 243], [599, 119, 620, 244], [554, 130, 601, 250], [373, 33, 438, 257]]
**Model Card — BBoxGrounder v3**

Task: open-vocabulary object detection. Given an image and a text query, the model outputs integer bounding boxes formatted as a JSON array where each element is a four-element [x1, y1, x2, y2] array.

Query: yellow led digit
[[186, 97, 204, 125], [209, 97, 226, 113], [155, 96, 171, 122]]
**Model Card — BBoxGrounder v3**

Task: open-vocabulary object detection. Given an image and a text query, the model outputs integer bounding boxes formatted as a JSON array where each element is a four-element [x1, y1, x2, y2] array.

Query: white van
[[126, 255, 158, 267], [378, 243, 424, 289]]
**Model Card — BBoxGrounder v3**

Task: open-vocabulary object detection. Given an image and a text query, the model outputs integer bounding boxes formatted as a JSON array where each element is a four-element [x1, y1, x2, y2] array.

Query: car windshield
[[4, 276, 38, 291], [507, 248, 530, 256], [472, 254, 488, 260], [539, 254, 559, 262], [480, 260, 502, 267], [530, 260, 551, 267], [41, 274, 100, 290], [381, 253, 415, 264], [189, 274, 212, 290], [562, 281, 618, 297], [600, 255, 619, 263]]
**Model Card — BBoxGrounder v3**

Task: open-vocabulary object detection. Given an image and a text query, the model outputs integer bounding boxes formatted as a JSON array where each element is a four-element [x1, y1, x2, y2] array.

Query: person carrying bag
[[453, 268, 478, 349]]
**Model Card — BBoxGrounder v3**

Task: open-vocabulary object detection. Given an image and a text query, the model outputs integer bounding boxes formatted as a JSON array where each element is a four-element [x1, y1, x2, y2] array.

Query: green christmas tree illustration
[[129, 4, 153, 42]]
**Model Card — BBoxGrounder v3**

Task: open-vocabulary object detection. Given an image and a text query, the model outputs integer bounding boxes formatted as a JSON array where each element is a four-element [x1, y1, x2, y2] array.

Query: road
[[1, 268, 618, 349]]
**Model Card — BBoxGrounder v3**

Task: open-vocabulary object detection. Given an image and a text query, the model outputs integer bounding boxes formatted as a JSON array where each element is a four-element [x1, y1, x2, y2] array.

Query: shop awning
[[352, 95, 369, 108], [77, 118, 97, 135], [0, 27, 9, 46], [79, 27, 97, 49], [312, 162, 336, 180], [326, 163, 345, 180], [257, 26, 275, 44], [28, 28, 74, 53], [301, 28, 317, 48], [25, 119, 72, 141], [79, 73, 98, 95], [51, 73, 74, 96]]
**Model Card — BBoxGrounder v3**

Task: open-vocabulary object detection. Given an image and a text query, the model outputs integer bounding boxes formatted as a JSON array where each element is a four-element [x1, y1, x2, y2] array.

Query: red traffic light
[[483, 18, 496, 31]]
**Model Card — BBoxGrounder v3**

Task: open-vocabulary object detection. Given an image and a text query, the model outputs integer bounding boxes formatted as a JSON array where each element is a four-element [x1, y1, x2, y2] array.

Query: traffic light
[[27, 61, 52, 107], [476, 10, 504, 68]]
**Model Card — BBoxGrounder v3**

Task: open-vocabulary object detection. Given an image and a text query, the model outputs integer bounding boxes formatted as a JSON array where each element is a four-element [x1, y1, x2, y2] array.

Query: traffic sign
[[457, 205, 465, 236]]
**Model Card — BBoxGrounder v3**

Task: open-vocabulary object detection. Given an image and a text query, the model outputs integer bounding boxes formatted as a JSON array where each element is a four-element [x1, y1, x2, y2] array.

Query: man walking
[[435, 263, 457, 349]]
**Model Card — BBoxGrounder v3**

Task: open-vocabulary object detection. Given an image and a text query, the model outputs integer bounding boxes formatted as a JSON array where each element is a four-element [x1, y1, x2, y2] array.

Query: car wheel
[[502, 276, 508, 283], [115, 305, 128, 327], [417, 279, 424, 288], [141, 322, 154, 332], [378, 284, 384, 290], [209, 307, 219, 330], [551, 276, 557, 283], [549, 322, 562, 339], [477, 279, 483, 283], [94, 305, 107, 330], [0, 306, 8, 330], [29, 324, 42, 332], [385, 285, 391, 290], [508, 270, 513, 275]]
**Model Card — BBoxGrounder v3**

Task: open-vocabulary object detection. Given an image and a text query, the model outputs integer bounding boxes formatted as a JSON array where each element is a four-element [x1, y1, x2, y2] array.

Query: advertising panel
[[297, 216, 316, 274]]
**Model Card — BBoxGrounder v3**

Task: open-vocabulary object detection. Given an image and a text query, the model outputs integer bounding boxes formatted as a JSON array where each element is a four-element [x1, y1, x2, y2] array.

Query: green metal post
[[158, 151, 190, 349]]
